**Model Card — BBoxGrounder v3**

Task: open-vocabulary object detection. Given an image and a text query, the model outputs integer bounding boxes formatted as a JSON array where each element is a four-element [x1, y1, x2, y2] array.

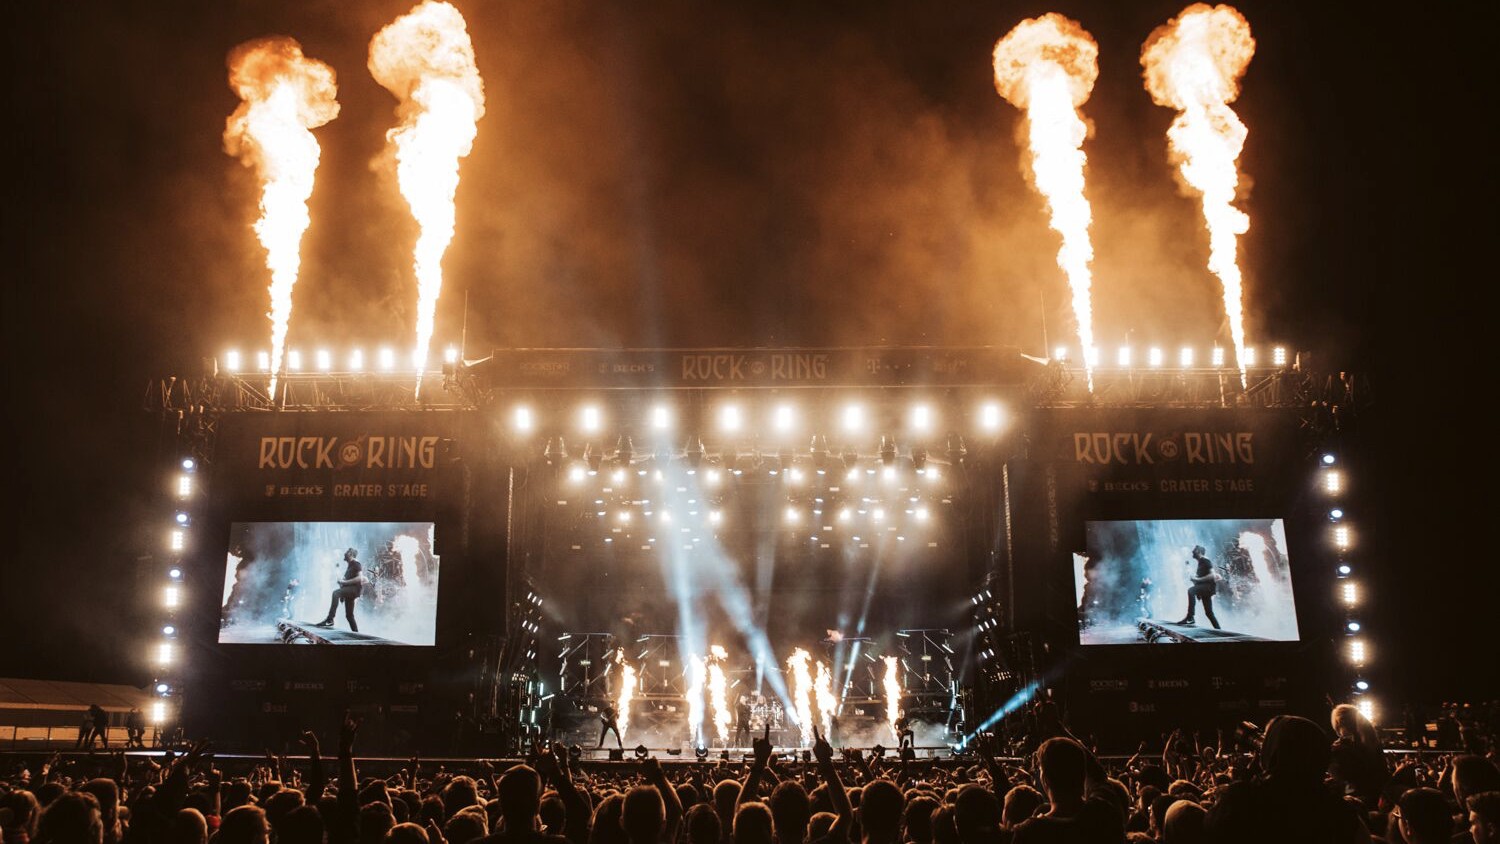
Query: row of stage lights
[[151, 457, 197, 729], [517, 402, 1005, 439], [1320, 452, 1373, 723], [214, 344, 1291, 376], [1052, 345, 1291, 369]]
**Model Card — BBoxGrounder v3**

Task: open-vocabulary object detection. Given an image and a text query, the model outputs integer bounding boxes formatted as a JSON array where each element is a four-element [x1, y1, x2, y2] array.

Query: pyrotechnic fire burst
[[993, 14, 1101, 392], [882, 655, 902, 741], [369, 0, 485, 387], [615, 649, 637, 741], [787, 648, 817, 747], [708, 645, 730, 744], [1142, 4, 1256, 387], [223, 37, 340, 399], [687, 655, 706, 746], [813, 659, 838, 738]]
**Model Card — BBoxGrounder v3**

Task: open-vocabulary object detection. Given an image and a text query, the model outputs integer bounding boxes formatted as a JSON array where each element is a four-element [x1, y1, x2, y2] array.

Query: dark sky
[[5, 1, 1494, 700]]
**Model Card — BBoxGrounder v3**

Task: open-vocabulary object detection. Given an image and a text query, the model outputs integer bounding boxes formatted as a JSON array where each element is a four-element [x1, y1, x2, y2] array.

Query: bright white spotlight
[[842, 404, 864, 433], [1321, 454, 1337, 465], [169, 530, 185, 552], [155, 682, 170, 694], [915, 507, 929, 521], [1085, 346, 1100, 367], [378, 348, 397, 371], [1148, 347, 1164, 368], [444, 346, 460, 365], [1330, 508, 1344, 520], [709, 510, 723, 525], [316, 349, 332, 371], [872, 508, 885, 522], [168, 568, 182, 579], [651, 405, 672, 431], [224, 350, 242, 372], [1348, 639, 1366, 665], [789, 467, 805, 484], [151, 701, 167, 723], [163, 625, 176, 636], [1117, 346, 1132, 367], [882, 465, 897, 481], [706, 469, 721, 486], [177, 476, 192, 498], [611, 468, 626, 484], [181, 458, 196, 471], [157, 642, 174, 666], [1333, 525, 1351, 549], [256, 351, 271, 372], [349, 349, 365, 372], [174, 512, 189, 525], [1242, 347, 1257, 366], [774, 404, 794, 433], [720, 405, 742, 433], [1272, 346, 1288, 366], [1354, 679, 1369, 692], [1342, 582, 1358, 606], [838, 508, 850, 522], [1324, 471, 1342, 494], [514, 406, 534, 433], [164, 586, 180, 608], [1180, 347, 1194, 367], [1211, 347, 1226, 367], [1346, 621, 1361, 632], [1337, 564, 1352, 576], [1053, 346, 1068, 361], [1356, 699, 1375, 723], [567, 465, 585, 484], [980, 402, 1003, 433], [617, 510, 631, 524], [911, 404, 932, 433], [581, 406, 602, 433], [784, 507, 799, 525]]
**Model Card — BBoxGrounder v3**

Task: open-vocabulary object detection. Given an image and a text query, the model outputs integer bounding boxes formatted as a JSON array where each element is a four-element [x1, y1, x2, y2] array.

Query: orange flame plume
[[1142, 4, 1256, 386], [615, 649, 637, 741], [369, 1, 485, 384], [813, 659, 838, 739], [787, 648, 816, 747], [882, 655, 902, 741], [223, 37, 339, 398], [708, 645, 730, 744], [993, 14, 1101, 391]]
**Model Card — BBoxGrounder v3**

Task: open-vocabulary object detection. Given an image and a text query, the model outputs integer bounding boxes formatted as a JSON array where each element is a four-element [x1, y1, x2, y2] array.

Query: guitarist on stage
[[598, 703, 623, 749], [1176, 544, 1222, 629]]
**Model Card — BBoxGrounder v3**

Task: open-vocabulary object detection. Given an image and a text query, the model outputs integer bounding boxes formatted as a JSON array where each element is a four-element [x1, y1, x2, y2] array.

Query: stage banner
[[1031, 407, 1302, 511], [210, 411, 475, 519], [472, 346, 1041, 389]]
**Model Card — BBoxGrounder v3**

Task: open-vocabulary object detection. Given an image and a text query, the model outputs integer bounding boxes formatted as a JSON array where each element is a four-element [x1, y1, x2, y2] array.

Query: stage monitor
[[1076, 518, 1299, 646], [219, 522, 439, 646]]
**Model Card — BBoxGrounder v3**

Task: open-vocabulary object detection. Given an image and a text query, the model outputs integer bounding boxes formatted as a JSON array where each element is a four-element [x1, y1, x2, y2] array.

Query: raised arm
[[537, 744, 590, 844], [813, 726, 853, 837], [737, 722, 773, 810], [299, 730, 326, 803], [642, 756, 683, 843]]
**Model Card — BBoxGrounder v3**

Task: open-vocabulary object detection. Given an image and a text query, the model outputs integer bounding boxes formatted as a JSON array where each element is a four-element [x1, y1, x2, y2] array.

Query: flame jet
[[813, 660, 838, 738], [1142, 4, 1256, 386], [993, 14, 1101, 391], [883, 656, 902, 741], [787, 648, 817, 748], [708, 646, 731, 744], [223, 38, 339, 398], [615, 650, 637, 741], [369, 1, 485, 384]]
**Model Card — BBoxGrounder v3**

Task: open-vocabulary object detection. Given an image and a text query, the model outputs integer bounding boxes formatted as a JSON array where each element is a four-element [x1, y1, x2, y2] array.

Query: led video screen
[[220, 522, 439, 646], [1075, 518, 1299, 646]]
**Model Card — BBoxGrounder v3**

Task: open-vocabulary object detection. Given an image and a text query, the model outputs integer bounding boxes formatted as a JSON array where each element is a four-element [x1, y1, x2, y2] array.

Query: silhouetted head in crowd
[[713, 780, 740, 839], [1258, 715, 1330, 786], [385, 822, 429, 844], [359, 802, 396, 844], [1000, 784, 1042, 828], [929, 806, 958, 844], [497, 766, 543, 829], [218, 805, 271, 844], [807, 812, 837, 843], [684, 803, 720, 844], [169, 808, 207, 844], [1396, 787, 1452, 844], [37, 792, 103, 844], [858, 780, 902, 843], [622, 786, 664, 844], [277, 806, 325, 844], [901, 794, 938, 844], [1454, 756, 1500, 808], [769, 780, 810, 844], [538, 793, 566, 836], [1469, 791, 1500, 844], [732, 802, 772, 844], [1161, 800, 1206, 844], [588, 793, 625, 844], [952, 784, 998, 844], [444, 806, 488, 844], [2, 790, 42, 842], [1036, 737, 1088, 809]]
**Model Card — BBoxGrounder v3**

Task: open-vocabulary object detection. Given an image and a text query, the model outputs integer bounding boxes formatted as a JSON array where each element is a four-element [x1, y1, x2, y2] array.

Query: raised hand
[[298, 730, 321, 755], [641, 756, 663, 781], [753, 722, 773, 765], [339, 712, 360, 755], [812, 726, 834, 764]]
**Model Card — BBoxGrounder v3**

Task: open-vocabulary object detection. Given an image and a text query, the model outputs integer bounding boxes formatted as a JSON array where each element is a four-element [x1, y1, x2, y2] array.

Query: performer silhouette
[[734, 695, 752, 746], [316, 548, 364, 632], [598, 704, 623, 749], [1176, 545, 1221, 629]]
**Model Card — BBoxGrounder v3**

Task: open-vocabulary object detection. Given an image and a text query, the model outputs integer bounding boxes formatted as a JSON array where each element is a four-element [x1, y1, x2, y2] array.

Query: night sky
[[6, 1, 1494, 701]]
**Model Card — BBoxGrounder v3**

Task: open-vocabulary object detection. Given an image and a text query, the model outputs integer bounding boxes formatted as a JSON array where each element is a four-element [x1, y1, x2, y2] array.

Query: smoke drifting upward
[[222, 37, 339, 398], [368, 0, 485, 379], [992, 14, 1101, 390], [1142, 4, 1256, 386]]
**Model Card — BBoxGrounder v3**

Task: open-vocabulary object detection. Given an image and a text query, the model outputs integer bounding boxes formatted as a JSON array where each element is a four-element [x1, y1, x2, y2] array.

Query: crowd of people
[[3, 701, 1498, 844]]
